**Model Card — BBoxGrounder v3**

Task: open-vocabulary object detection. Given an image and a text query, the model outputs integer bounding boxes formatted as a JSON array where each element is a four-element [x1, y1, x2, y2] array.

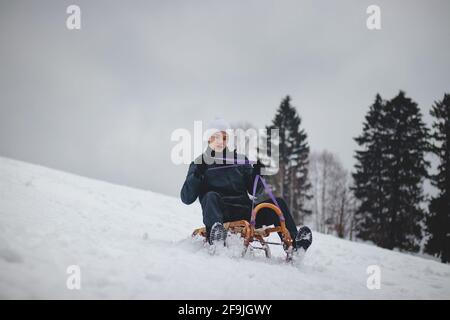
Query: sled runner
[[192, 202, 295, 260], [191, 157, 296, 261]]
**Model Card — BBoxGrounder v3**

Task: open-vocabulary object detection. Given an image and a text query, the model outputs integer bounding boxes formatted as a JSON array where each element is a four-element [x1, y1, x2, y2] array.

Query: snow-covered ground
[[0, 156, 449, 299]]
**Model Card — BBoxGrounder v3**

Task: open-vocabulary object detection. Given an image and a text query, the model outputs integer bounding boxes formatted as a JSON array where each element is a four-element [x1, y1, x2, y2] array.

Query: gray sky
[[1, 0, 449, 197]]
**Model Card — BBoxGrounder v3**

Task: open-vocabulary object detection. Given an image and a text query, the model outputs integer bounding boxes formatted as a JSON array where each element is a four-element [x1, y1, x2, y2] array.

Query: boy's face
[[208, 131, 228, 153]]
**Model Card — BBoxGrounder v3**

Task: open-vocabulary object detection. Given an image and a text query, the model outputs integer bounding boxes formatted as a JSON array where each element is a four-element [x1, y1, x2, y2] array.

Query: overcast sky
[[0, 0, 449, 197]]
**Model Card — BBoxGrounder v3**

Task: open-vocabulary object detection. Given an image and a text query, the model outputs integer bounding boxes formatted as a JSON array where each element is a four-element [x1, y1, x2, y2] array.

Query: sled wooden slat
[[192, 203, 294, 260]]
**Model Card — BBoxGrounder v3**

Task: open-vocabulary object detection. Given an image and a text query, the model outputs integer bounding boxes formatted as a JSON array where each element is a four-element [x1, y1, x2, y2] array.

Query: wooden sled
[[192, 203, 295, 261]]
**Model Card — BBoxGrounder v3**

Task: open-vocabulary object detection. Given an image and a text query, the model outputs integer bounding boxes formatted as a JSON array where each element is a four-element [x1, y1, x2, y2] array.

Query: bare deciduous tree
[[308, 150, 357, 238]]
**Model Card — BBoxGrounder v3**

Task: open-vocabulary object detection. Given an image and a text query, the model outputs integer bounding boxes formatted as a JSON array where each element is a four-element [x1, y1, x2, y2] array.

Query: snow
[[0, 156, 449, 299]]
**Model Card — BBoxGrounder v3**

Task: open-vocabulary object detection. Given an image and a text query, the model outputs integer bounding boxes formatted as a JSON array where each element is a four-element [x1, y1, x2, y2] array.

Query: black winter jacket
[[180, 147, 262, 206]]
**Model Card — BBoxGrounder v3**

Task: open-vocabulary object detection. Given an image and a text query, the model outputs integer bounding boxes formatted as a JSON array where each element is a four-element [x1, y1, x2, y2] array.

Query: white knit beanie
[[205, 117, 231, 137]]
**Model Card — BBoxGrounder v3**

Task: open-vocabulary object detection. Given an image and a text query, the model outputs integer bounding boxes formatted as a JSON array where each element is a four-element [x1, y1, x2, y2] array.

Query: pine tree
[[384, 91, 429, 250], [266, 96, 311, 224], [353, 94, 387, 245], [425, 93, 450, 263], [353, 92, 429, 251]]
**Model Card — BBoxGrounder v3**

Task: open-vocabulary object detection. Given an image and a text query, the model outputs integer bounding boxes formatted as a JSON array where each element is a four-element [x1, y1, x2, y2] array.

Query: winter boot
[[209, 222, 227, 247], [295, 226, 312, 252]]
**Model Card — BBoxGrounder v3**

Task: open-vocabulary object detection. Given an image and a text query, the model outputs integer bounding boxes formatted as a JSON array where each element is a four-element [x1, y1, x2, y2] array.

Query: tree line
[[251, 92, 449, 263]]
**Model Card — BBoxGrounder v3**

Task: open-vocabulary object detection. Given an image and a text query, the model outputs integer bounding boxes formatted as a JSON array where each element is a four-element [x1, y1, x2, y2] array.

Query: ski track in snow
[[0, 156, 449, 299]]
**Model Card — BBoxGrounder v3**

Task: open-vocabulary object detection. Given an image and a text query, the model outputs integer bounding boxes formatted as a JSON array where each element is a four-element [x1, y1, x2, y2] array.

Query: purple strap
[[211, 157, 257, 165], [251, 174, 284, 225], [206, 157, 256, 171]]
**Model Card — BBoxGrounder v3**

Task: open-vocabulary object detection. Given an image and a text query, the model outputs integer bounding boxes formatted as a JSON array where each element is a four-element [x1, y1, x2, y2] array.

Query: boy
[[181, 118, 312, 253]]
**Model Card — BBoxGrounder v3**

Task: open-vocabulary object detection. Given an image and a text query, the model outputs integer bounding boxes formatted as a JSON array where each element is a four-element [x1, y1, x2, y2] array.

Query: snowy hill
[[0, 156, 449, 299]]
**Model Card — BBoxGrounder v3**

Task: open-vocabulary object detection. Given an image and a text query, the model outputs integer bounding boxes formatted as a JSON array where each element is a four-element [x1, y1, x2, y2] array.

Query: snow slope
[[0, 156, 449, 299]]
